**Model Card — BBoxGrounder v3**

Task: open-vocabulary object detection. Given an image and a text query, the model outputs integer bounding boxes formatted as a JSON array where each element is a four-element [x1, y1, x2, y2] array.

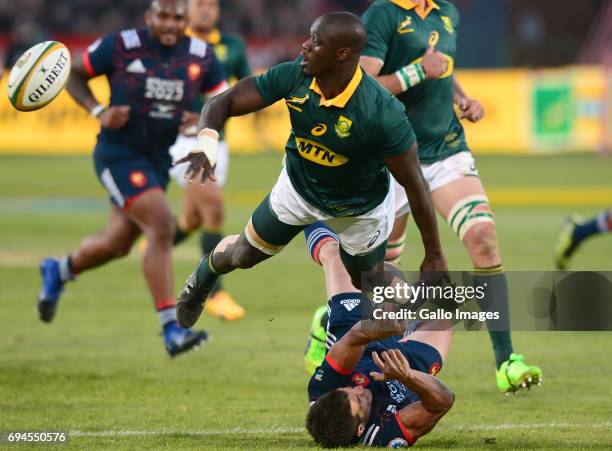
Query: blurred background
[[0, 0, 610, 155]]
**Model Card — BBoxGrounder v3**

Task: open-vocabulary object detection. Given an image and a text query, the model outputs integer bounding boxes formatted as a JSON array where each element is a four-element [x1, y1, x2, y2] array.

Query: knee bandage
[[447, 195, 495, 240]]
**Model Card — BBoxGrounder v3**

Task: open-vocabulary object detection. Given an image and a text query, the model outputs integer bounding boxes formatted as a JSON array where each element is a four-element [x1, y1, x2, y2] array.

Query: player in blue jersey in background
[[37, 0, 228, 357], [305, 225, 454, 448], [555, 209, 612, 269]]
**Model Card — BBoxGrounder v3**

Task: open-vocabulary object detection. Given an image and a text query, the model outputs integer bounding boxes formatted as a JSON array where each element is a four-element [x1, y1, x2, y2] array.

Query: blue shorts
[[93, 142, 170, 210], [326, 292, 443, 376]]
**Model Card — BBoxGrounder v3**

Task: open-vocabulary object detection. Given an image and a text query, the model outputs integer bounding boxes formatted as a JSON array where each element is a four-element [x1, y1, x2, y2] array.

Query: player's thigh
[[402, 320, 453, 364], [328, 182, 395, 268], [127, 188, 174, 238], [247, 167, 327, 256], [390, 213, 409, 242], [185, 178, 224, 223]]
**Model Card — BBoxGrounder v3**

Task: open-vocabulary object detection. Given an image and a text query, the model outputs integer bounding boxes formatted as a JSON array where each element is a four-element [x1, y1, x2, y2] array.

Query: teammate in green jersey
[[173, 12, 448, 329], [169, 0, 252, 321], [358, 0, 541, 393]]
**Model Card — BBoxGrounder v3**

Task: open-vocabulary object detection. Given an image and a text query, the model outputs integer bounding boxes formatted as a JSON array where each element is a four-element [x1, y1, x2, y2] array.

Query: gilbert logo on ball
[[7, 41, 72, 112]]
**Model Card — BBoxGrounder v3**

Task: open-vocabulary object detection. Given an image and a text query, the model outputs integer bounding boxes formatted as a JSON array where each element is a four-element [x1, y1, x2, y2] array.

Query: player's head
[[306, 386, 372, 448], [301, 12, 366, 76], [188, 0, 220, 33], [146, 0, 188, 47]]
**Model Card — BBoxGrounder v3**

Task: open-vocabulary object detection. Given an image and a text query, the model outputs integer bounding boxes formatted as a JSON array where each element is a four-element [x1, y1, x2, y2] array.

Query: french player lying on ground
[[305, 224, 454, 448]]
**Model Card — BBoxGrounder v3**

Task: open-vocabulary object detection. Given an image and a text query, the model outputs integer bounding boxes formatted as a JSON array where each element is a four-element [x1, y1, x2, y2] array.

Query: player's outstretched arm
[[385, 148, 448, 278], [370, 350, 454, 440], [327, 318, 406, 373], [176, 77, 266, 184], [65, 54, 100, 113], [198, 76, 265, 131]]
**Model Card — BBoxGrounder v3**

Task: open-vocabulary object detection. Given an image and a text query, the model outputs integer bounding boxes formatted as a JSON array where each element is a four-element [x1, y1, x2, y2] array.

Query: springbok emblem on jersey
[[441, 16, 454, 33], [397, 16, 414, 34]]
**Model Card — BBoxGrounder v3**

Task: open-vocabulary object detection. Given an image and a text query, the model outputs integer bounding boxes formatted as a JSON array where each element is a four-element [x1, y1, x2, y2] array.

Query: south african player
[[354, 0, 541, 393], [173, 12, 449, 330], [168, 0, 252, 321]]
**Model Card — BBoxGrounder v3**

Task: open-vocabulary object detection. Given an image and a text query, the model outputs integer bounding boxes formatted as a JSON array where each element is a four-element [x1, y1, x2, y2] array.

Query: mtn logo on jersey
[[295, 137, 348, 167], [340, 298, 360, 311], [126, 59, 146, 73]]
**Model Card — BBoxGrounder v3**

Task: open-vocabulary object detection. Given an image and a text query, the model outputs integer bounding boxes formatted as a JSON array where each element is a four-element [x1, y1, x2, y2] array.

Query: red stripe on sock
[[312, 237, 335, 265], [156, 298, 176, 311]]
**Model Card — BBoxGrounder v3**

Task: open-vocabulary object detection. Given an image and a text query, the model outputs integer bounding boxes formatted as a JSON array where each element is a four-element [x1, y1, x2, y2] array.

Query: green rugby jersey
[[254, 58, 416, 217], [362, 0, 468, 164]]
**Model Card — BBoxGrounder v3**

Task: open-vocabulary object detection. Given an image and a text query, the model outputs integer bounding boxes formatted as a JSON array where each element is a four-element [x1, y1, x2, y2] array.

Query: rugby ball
[[7, 41, 71, 111]]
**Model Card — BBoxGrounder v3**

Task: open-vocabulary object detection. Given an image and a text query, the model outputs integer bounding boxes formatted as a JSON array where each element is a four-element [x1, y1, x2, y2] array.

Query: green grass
[[1, 154, 611, 449]]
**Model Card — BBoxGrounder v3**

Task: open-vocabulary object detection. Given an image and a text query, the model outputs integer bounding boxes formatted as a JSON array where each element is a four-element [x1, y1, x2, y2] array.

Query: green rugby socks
[[474, 266, 513, 368]]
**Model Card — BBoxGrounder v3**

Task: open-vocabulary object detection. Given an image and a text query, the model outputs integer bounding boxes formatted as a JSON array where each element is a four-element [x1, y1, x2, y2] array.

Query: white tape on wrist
[[194, 128, 219, 167], [90, 104, 105, 118]]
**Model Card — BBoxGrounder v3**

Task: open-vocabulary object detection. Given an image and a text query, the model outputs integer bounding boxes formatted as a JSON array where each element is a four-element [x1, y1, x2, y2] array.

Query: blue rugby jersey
[[83, 28, 225, 164], [307, 294, 443, 448]]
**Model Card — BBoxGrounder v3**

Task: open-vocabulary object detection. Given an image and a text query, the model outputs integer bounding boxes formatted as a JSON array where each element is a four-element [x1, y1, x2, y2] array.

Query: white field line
[[70, 422, 612, 437]]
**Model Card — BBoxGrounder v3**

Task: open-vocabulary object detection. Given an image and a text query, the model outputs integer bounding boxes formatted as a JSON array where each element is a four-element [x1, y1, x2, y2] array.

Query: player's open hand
[[370, 349, 413, 382], [457, 97, 484, 122], [98, 105, 131, 129], [179, 111, 200, 136], [419, 252, 450, 286], [422, 45, 448, 80], [174, 151, 217, 185]]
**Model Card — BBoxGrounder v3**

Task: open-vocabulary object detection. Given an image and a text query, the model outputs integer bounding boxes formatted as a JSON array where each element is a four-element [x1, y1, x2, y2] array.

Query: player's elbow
[[436, 390, 455, 414]]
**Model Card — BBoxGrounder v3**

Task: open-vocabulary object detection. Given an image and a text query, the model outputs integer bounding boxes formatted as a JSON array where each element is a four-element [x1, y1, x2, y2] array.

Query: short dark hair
[[306, 390, 360, 448]]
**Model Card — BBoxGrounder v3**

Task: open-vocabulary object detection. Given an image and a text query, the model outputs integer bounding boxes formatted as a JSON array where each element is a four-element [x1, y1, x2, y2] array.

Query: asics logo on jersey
[[368, 230, 381, 248], [340, 298, 360, 311], [295, 137, 348, 167], [311, 123, 327, 136]]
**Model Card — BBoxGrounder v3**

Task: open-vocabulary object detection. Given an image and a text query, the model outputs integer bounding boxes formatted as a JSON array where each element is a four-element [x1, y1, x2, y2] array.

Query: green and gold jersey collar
[[390, 0, 440, 19], [185, 27, 222, 45], [308, 65, 363, 108]]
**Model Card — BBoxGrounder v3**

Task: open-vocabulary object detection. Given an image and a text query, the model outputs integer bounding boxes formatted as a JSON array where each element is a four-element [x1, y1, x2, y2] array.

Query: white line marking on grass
[[70, 427, 304, 437], [70, 422, 612, 438], [442, 421, 612, 432]]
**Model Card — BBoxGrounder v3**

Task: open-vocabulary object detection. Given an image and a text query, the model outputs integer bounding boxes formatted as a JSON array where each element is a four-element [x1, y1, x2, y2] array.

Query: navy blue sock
[[304, 222, 338, 264]]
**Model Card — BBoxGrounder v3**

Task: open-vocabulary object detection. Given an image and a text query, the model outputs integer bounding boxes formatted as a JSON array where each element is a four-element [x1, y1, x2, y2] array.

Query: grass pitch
[[1, 153, 612, 449]]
